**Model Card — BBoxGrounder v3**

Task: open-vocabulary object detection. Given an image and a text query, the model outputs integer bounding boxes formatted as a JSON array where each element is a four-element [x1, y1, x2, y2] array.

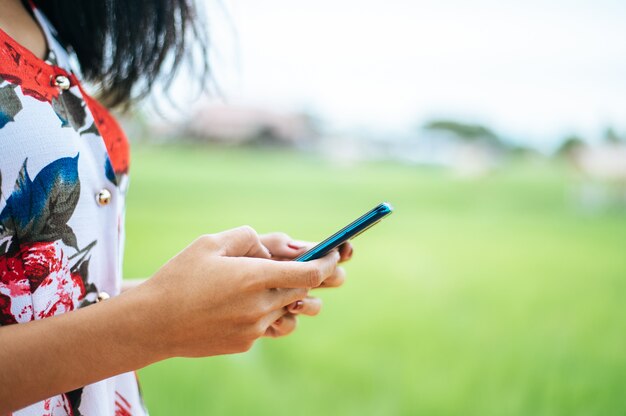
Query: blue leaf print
[[104, 155, 116, 184], [0, 155, 81, 248], [0, 83, 22, 128]]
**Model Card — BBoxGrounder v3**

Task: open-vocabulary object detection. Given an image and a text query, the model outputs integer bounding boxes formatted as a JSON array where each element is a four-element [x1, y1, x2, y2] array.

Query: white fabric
[[0, 7, 147, 416]]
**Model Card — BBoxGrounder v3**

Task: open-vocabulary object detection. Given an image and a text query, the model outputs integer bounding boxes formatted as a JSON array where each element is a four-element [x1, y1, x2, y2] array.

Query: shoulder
[[0, 6, 130, 179]]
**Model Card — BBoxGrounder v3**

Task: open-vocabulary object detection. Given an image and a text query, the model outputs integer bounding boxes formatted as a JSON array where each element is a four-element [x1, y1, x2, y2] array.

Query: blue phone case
[[294, 202, 394, 262]]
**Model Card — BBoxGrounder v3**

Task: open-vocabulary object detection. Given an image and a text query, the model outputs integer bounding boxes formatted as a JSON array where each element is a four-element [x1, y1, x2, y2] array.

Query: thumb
[[213, 226, 271, 259]]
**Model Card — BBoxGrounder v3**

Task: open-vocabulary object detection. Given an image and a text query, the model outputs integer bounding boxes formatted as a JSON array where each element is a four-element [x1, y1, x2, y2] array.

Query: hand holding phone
[[294, 202, 394, 262]]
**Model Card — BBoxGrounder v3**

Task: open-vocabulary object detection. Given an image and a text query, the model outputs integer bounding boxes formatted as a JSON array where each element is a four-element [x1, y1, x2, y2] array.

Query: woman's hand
[[0, 226, 344, 412], [134, 226, 343, 358], [258, 232, 353, 338]]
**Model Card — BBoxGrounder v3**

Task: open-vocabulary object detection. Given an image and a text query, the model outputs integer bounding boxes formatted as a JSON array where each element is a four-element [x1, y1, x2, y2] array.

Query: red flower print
[[22, 241, 85, 319], [20, 241, 64, 290], [0, 242, 87, 325], [0, 293, 17, 325], [115, 391, 132, 416], [20, 394, 72, 416], [0, 252, 33, 324]]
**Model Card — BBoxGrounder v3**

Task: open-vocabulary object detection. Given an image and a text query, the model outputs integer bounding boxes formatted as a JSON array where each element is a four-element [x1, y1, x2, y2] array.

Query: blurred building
[[183, 104, 318, 146], [395, 134, 502, 176], [572, 143, 626, 182], [569, 143, 626, 211]]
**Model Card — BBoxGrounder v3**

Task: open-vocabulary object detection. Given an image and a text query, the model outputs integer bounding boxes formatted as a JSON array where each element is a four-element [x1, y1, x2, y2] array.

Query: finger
[[211, 226, 271, 259], [268, 287, 309, 309], [317, 266, 346, 288], [265, 314, 298, 338], [260, 250, 340, 289], [263, 307, 286, 327], [259, 307, 288, 338], [338, 242, 353, 263], [260, 233, 313, 259], [287, 296, 322, 316]]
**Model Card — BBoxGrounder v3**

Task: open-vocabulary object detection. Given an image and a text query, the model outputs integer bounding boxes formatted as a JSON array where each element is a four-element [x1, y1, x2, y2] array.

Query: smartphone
[[294, 202, 394, 262]]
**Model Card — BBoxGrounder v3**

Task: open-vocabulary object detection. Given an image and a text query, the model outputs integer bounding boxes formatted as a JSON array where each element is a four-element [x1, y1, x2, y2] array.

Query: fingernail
[[288, 241, 306, 250], [289, 300, 304, 312], [274, 317, 283, 325]]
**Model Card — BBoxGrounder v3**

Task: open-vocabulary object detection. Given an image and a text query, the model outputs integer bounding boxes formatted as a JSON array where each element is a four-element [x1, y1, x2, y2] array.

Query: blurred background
[[122, 0, 626, 414]]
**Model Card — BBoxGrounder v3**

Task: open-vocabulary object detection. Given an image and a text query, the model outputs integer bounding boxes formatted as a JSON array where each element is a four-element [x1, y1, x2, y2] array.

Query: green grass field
[[123, 145, 626, 416]]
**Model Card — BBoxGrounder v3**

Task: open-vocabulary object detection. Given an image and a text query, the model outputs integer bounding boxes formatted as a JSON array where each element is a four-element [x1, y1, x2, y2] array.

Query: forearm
[[0, 287, 163, 413], [121, 277, 148, 293]]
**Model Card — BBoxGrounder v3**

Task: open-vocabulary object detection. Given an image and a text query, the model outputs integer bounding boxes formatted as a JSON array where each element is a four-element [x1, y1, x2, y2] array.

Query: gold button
[[53, 75, 71, 90], [96, 189, 112, 206], [97, 291, 110, 302]]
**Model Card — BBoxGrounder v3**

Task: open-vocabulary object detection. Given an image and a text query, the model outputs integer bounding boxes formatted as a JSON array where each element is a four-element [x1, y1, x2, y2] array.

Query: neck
[[0, 0, 48, 60]]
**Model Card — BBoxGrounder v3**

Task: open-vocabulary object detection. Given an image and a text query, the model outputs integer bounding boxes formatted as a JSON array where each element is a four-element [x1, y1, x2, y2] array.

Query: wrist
[[111, 282, 173, 364], [0, 288, 168, 412]]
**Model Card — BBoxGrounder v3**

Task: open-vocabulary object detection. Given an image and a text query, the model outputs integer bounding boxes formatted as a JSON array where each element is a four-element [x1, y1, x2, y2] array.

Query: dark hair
[[31, 0, 210, 109]]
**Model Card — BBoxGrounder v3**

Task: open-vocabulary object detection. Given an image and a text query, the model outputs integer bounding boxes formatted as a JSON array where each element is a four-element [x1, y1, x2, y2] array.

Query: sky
[[174, 0, 626, 150]]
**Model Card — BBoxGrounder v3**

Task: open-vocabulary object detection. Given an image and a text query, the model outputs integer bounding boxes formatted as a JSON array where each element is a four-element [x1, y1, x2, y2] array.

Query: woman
[[0, 1, 351, 414]]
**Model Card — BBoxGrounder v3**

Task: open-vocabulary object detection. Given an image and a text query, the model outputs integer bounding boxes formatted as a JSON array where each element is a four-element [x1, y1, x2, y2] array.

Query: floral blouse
[[0, 5, 147, 416]]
